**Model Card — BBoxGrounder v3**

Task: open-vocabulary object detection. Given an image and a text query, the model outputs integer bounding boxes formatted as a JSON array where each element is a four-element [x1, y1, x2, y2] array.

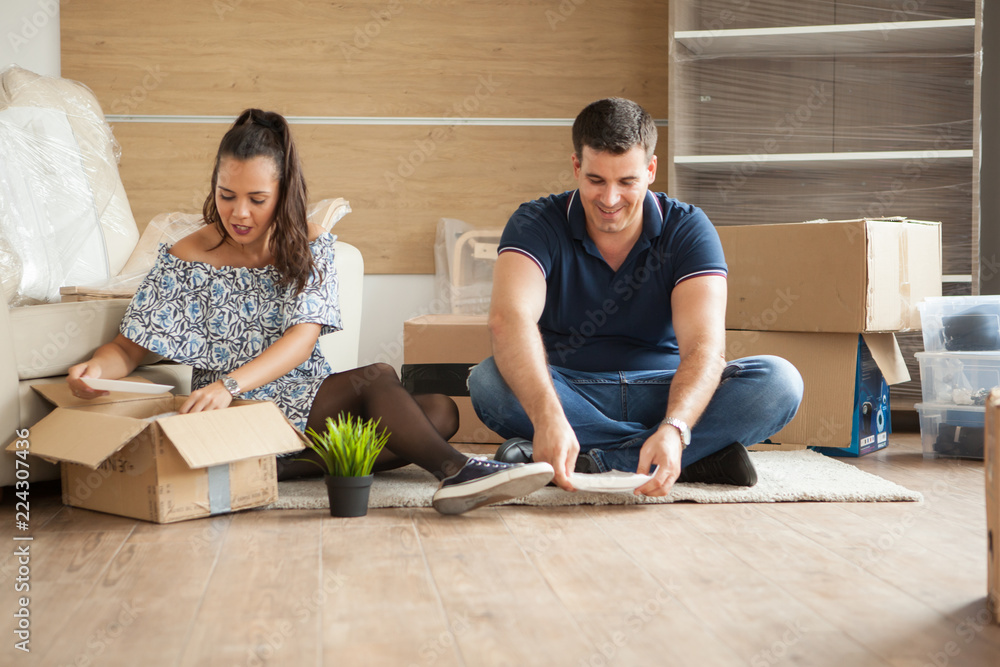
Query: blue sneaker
[[432, 457, 554, 515]]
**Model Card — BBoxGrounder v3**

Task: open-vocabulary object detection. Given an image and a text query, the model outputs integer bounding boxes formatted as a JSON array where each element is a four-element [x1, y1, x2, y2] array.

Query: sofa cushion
[[9, 298, 158, 379], [320, 241, 363, 373]]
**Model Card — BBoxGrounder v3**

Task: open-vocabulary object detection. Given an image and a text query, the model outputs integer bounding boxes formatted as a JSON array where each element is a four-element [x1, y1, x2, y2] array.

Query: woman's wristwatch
[[220, 375, 241, 398]]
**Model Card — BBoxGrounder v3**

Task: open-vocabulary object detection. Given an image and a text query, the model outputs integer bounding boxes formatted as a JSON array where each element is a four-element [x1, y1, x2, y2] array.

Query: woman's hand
[[179, 381, 234, 414], [65, 335, 150, 400], [66, 361, 110, 400]]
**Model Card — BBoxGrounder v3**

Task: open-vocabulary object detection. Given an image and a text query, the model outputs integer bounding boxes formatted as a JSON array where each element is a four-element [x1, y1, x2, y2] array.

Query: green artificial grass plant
[[303, 413, 390, 477]]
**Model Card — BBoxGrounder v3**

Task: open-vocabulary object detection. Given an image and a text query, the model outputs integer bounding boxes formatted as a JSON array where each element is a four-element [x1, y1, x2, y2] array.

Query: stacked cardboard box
[[402, 315, 501, 444], [718, 218, 941, 456]]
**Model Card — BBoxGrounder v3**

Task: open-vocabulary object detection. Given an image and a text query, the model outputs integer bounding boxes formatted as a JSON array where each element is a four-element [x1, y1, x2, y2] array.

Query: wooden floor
[[2, 431, 999, 666]]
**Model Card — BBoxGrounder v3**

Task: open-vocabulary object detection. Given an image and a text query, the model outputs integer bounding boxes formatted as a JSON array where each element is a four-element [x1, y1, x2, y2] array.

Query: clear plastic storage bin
[[434, 218, 501, 315], [917, 296, 1000, 352], [915, 402, 985, 460], [915, 351, 1000, 406]]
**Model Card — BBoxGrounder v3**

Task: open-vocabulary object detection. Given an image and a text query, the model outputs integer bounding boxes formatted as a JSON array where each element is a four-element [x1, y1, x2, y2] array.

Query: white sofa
[[0, 67, 364, 487]]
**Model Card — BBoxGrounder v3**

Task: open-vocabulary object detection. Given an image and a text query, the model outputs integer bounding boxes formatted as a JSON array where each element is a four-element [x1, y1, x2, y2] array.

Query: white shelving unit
[[674, 18, 975, 56], [674, 149, 973, 170], [667, 0, 980, 409], [668, 1, 977, 269]]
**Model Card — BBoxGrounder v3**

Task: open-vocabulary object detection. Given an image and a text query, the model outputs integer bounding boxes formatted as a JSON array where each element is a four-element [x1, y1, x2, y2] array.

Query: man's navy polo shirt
[[498, 190, 727, 373]]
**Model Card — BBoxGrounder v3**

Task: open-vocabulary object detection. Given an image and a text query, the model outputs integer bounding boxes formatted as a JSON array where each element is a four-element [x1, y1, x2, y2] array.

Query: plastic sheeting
[[669, 0, 978, 407], [0, 66, 138, 307], [0, 106, 109, 304], [670, 0, 975, 274]]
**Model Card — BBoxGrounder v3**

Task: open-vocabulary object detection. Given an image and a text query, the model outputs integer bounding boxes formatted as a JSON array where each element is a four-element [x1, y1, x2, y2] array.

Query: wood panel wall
[[61, 0, 671, 273]]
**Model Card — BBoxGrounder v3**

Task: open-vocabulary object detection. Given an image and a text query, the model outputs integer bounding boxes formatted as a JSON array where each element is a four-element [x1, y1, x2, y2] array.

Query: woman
[[67, 109, 553, 515]]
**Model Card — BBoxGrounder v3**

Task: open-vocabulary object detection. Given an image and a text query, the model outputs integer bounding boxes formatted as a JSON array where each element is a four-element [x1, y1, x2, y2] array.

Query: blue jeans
[[468, 355, 803, 473]]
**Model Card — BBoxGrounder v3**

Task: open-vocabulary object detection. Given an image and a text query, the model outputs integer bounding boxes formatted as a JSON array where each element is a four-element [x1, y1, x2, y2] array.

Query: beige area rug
[[265, 450, 922, 509]]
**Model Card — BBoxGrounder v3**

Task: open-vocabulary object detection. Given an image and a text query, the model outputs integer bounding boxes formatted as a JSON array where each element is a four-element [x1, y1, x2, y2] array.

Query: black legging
[[279, 363, 468, 481]]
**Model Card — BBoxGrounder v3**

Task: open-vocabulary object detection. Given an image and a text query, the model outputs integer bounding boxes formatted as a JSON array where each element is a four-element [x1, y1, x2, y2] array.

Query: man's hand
[[634, 426, 683, 497], [179, 381, 234, 414], [530, 417, 580, 491]]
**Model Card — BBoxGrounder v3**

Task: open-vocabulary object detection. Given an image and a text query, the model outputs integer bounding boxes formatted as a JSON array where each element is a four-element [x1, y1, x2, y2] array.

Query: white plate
[[569, 471, 652, 493], [82, 378, 175, 394]]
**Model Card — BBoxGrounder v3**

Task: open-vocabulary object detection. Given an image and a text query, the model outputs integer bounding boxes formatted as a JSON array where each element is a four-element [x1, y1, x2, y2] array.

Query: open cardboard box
[[718, 218, 941, 333], [987, 389, 1000, 622], [727, 331, 909, 456], [402, 314, 502, 445], [6, 380, 304, 523]]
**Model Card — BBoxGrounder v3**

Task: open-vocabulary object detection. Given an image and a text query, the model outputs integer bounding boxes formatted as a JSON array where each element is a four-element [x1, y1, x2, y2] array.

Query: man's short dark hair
[[572, 98, 657, 163]]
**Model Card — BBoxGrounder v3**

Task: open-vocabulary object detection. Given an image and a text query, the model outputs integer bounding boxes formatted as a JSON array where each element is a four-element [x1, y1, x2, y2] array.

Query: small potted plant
[[303, 413, 390, 517]]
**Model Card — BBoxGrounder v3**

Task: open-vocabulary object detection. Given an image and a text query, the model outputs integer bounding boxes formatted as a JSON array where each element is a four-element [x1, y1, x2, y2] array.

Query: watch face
[[666, 418, 690, 445]]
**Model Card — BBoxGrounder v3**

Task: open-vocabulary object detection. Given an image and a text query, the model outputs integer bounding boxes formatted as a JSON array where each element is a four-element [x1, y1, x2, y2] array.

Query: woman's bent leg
[[371, 393, 461, 473], [287, 364, 554, 515], [285, 364, 467, 480]]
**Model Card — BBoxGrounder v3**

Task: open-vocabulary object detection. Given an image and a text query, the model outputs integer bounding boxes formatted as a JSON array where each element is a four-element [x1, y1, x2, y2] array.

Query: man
[[468, 97, 803, 496]]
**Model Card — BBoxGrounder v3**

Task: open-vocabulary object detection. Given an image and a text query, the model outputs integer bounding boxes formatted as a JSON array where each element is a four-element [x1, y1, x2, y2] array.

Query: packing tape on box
[[401, 363, 476, 396], [207, 464, 232, 514]]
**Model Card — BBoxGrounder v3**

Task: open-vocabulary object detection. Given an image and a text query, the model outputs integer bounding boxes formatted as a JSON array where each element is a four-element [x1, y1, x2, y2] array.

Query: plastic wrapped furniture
[[0, 66, 138, 306]]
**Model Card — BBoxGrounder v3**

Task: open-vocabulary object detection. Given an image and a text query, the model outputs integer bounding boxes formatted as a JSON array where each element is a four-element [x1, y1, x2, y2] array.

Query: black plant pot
[[324, 474, 374, 517]]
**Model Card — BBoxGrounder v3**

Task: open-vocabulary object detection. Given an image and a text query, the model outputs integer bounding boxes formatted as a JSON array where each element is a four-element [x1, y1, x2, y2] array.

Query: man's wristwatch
[[661, 417, 691, 448], [220, 375, 241, 398]]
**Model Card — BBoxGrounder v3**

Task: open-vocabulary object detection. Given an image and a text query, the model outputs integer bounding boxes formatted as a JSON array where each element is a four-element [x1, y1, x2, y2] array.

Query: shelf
[[674, 18, 975, 57], [673, 149, 973, 171]]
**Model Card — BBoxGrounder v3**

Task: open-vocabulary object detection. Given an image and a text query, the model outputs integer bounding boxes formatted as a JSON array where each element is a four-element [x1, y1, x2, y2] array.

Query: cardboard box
[[718, 218, 942, 333], [402, 314, 502, 444], [727, 330, 910, 456], [987, 389, 1000, 622], [7, 381, 304, 523]]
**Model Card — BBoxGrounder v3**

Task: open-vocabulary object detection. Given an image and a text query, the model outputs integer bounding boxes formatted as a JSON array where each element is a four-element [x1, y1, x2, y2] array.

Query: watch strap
[[221, 375, 241, 398], [661, 417, 691, 447]]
